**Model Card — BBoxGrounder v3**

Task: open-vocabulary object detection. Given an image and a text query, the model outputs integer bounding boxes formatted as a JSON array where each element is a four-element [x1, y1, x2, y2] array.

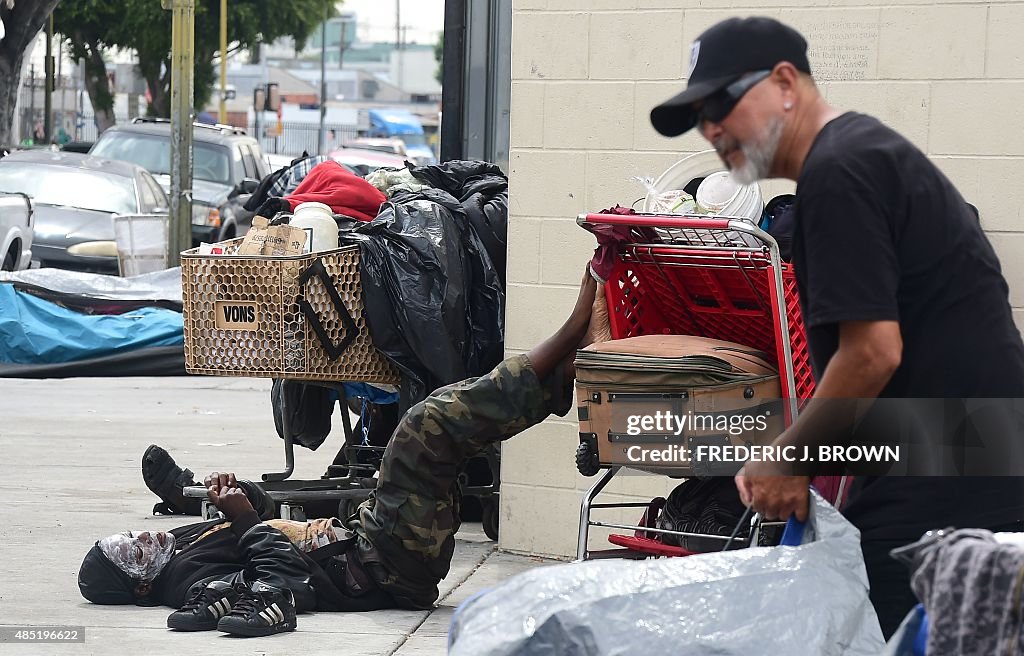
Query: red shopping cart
[[574, 211, 847, 561]]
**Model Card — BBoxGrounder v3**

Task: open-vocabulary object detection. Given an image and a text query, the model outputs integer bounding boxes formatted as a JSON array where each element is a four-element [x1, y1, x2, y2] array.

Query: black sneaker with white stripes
[[167, 580, 240, 631], [216, 582, 297, 637]]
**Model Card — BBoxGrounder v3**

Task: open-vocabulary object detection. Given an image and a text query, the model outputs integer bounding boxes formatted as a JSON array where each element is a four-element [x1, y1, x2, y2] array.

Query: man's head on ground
[[650, 17, 824, 183], [78, 530, 175, 605]]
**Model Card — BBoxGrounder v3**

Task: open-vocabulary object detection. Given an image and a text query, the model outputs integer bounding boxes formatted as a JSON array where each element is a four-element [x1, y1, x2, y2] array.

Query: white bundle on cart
[[448, 491, 884, 656]]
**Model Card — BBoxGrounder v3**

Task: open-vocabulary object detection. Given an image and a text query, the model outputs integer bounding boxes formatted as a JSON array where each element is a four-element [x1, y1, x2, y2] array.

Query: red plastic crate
[[604, 255, 816, 402]]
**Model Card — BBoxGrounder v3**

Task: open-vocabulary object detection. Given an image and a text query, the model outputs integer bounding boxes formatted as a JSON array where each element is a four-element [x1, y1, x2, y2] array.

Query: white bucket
[[290, 201, 339, 253]]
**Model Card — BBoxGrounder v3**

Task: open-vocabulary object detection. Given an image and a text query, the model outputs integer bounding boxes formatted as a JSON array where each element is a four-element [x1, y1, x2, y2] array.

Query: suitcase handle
[[298, 258, 358, 361]]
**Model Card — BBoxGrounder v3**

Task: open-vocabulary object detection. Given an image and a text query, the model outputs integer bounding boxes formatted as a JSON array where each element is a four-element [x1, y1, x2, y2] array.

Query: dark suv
[[90, 118, 270, 244]]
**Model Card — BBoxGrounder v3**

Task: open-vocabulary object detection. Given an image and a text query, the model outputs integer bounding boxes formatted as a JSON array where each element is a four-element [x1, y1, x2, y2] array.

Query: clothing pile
[[885, 528, 1024, 654], [249, 154, 509, 411], [345, 160, 508, 409]]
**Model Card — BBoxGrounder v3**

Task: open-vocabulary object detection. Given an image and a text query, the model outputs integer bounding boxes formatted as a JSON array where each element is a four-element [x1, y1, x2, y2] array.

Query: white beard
[[730, 117, 784, 185]]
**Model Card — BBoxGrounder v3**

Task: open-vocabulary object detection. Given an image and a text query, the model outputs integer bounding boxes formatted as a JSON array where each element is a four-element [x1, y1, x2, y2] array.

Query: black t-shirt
[[792, 112, 1024, 539]]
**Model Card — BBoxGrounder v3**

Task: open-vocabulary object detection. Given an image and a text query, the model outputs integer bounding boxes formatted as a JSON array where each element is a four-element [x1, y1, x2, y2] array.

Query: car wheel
[[1, 242, 18, 271]]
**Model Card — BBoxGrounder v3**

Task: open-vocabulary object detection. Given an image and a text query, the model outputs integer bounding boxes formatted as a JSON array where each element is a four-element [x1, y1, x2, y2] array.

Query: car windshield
[[92, 132, 231, 184], [0, 163, 137, 214], [402, 134, 427, 147]]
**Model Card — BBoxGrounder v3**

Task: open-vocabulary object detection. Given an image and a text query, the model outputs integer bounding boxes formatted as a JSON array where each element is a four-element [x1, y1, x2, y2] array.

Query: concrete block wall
[[501, 0, 1024, 558]]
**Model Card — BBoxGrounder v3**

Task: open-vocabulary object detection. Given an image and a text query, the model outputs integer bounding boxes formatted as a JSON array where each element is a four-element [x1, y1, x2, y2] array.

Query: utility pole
[[219, 0, 227, 124], [395, 0, 403, 93], [76, 57, 85, 141], [338, 16, 347, 70], [44, 13, 53, 143], [317, 4, 326, 155], [29, 64, 35, 141], [59, 37, 66, 133], [163, 0, 195, 268]]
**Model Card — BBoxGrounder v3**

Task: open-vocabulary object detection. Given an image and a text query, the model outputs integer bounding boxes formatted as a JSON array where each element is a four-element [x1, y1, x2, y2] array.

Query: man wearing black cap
[[651, 16, 1024, 638]]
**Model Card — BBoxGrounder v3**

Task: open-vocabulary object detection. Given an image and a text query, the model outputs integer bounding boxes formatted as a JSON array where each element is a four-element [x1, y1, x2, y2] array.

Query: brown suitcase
[[575, 335, 785, 476]]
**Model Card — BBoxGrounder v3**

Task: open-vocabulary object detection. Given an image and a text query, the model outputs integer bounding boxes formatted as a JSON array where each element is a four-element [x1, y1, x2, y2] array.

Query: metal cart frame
[[184, 379, 502, 537], [574, 211, 843, 561]]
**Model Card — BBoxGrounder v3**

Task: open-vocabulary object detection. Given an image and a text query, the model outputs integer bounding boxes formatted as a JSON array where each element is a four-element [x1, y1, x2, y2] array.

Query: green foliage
[[54, 0, 337, 116]]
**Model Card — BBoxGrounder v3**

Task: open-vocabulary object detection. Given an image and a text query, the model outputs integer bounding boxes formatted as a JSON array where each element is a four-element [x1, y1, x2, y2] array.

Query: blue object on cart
[[780, 516, 807, 546], [913, 605, 929, 655], [881, 603, 929, 656]]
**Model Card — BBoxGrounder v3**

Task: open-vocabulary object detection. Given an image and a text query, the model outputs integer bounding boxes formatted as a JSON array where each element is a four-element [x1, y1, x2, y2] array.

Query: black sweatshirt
[[154, 511, 391, 612]]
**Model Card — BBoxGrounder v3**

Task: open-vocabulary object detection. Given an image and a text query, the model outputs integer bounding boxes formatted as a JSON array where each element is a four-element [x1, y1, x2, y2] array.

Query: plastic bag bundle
[[449, 491, 885, 656]]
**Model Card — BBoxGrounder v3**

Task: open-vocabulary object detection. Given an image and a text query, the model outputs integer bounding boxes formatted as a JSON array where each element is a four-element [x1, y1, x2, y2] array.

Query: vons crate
[[181, 238, 400, 382]]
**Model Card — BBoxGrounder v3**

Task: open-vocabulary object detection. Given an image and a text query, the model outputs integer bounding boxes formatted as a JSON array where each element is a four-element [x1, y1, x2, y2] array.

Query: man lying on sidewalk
[[78, 271, 605, 637]]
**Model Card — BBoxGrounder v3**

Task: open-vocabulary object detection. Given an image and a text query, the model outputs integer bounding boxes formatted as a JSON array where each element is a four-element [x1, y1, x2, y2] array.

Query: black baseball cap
[[650, 17, 811, 137]]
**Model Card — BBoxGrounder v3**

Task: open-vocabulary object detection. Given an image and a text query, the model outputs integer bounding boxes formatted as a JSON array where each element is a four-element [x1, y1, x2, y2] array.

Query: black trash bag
[[656, 477, 749, 552], [406, 160, 508, 286], [271, 379, 337, 451], [343, 187, 504, 409]]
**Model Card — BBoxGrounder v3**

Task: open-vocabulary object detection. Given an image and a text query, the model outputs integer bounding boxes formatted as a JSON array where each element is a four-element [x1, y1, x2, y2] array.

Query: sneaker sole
[[166, 614, 218, 631], [217, 618, 297, 637]]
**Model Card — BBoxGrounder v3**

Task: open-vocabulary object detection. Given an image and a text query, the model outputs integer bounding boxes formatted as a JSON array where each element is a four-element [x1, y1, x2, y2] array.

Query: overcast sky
[[339, 0, 445, 47]]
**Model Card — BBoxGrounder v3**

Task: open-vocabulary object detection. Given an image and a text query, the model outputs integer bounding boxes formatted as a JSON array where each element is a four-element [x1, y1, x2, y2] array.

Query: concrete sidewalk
[[0, 375, 552, 655]]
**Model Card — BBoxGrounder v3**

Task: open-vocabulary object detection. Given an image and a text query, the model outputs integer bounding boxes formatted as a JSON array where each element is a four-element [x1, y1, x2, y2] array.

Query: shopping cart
[[574, 211, 846, 560]]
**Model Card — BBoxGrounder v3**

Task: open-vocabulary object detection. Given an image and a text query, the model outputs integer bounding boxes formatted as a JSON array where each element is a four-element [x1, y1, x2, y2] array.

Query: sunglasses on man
[[694, 70, 773, 126]]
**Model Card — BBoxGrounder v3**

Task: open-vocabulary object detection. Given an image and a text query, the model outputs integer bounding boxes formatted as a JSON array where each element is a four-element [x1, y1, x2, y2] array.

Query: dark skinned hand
[[206, 485, 255, 521], [203, 471, 237, 495]]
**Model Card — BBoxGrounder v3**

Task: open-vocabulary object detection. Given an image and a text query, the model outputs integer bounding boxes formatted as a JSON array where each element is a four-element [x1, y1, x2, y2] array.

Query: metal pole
[[164, 0, 195, 268], [44, 13, 53, 143], [29, 63, 35, 142], [253, 41, 262, 146], [76, 57, 85, 141], [317, 4, 326, 155], [338, 17, 346, 70], [219, 0, 227, 124], [395, 0, 403, 93], [59, 37, 66, 134]]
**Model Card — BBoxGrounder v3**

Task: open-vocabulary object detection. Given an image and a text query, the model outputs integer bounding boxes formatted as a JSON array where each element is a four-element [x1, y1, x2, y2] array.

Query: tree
[[0, 0, 63, 146], [53, 0, 335, 128]]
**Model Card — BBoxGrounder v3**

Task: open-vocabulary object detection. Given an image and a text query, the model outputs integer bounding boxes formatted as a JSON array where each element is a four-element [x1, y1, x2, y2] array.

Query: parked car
[[90, 118, 269, 245], [344, 137, 409, 157], [0, 191, 33, 271], [328, 147, 408, 177], [0, 151, 169, 274], [362, 109, 437, 165]]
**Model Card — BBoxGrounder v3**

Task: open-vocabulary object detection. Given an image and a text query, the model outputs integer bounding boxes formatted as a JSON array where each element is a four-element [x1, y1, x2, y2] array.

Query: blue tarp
[[0, 284, 183, 365]]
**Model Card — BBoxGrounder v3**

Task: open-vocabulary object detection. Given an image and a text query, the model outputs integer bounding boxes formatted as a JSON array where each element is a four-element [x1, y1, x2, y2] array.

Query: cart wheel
[[481, 497, 499, 541], [576, 442, 600, 477]]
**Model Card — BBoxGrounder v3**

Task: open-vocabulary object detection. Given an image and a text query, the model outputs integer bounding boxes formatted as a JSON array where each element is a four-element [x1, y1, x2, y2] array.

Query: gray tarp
[[448, 491, 885, 656], [0, 267, 182, 305]]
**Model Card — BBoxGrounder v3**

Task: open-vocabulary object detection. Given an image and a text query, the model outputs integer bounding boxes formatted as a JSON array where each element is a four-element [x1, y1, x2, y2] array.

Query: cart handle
[[579, 212, 739, 230]]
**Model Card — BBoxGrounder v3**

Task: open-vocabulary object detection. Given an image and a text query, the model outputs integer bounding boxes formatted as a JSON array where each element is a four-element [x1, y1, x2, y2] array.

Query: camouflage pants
[[346, 354, 572, 609]]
